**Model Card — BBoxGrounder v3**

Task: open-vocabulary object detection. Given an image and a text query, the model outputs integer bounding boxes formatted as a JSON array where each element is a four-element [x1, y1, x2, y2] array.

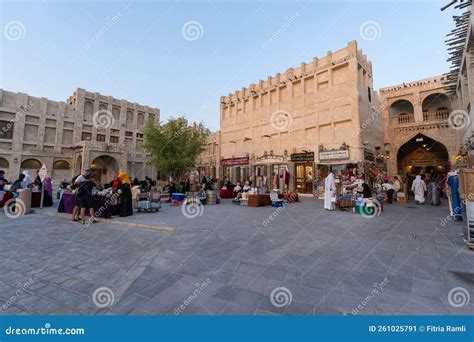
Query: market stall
[[0, 191, 43, 208], [58, 192, 113, 218]]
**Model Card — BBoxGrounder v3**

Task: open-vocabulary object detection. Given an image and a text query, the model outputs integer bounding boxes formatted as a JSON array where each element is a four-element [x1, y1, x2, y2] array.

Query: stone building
[[196, 131, 220, 179], [0, 88, 159, 183], [380, 75, 461, 177], [217, 41, 384, 193]]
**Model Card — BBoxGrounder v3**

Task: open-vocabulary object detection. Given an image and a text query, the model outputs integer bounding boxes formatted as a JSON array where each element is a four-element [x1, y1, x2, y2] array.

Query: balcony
[[397, 113, 414, 125], [423, 109, 449, 122]]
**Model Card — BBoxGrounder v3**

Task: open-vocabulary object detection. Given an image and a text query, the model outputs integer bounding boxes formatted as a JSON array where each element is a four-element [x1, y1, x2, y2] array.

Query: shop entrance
[[91, 155, 119, 184], [397, 134, 448, 180], [295, 163, 313, 194]]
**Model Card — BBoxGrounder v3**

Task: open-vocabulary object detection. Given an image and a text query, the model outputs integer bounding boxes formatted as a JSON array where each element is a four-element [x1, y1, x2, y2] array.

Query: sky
[[1, 0, 459, 131]]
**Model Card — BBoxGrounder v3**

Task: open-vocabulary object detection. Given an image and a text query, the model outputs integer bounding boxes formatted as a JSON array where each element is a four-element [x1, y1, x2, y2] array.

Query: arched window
[[53, 160, 70, 170], [21, 158, 42, 170], [137, 112, 145, 128], [126, 111, 134, 127], [422, 93, 451, 112], [112, 107, 120, 127], [0, 157, 9, 169], [389, 99, 414, 116], [84, 101, 94, 122]]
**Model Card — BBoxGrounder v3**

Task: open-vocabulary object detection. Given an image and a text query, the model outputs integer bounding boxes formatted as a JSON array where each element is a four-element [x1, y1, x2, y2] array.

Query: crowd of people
[[0, 169, 54, 206], [322, 172, 444, 211], [69, 169, 142, 224]]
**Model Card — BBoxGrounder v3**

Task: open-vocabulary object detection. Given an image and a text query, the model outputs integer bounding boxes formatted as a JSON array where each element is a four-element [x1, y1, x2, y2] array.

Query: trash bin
[[17, 188, 32, 215]]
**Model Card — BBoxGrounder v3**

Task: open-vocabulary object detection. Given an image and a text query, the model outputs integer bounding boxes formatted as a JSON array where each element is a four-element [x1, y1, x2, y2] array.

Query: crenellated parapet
[[220, 40, 371, 105], [380, 75, 450, 95]]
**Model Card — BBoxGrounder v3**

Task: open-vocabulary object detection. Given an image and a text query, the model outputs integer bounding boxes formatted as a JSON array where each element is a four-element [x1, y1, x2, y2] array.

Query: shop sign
[[290, 152, 314, 162], [255, 155, 285, 164], [221, 157, 249, 167], [364, 149, 375, 162], [319, 150, 349, 161], [406, 158, 447, 166]]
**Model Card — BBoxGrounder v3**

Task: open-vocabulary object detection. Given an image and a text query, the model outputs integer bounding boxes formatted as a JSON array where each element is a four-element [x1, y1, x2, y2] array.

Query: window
[[81, 132, 92, 140], [368, 87, 372, 103], [0, 120, 14, 139], [96, 134, 106, 142], [136, 133, 144, 138], [110, 136, 119, 143], [125, 131, 133, 137]]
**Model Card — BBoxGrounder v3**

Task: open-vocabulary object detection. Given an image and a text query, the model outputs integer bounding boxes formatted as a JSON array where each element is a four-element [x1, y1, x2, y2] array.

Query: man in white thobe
[[411, 175, 427, 204], [324, 172, 336, 210]]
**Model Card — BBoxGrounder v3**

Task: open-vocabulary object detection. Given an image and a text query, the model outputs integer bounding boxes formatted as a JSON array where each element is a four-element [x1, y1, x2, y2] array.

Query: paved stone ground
[[0, 197, 473, 316]]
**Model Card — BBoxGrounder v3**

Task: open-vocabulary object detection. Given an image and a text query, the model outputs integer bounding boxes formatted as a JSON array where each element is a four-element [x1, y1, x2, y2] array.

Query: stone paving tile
[[1, 198, 473, 315]]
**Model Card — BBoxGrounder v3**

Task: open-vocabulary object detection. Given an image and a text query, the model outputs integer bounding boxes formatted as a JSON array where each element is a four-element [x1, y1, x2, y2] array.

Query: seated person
[[234, 182, 242, 193], [10, 174, 26, 195], [242, 181, 251, 193]]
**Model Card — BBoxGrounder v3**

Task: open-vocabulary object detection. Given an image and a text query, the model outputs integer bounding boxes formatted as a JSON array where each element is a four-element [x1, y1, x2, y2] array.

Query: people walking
[[427, 177, 441, 206], [411, 175, 427, 205], [324, 172, 336, 210], [77, 172, 97, 225]]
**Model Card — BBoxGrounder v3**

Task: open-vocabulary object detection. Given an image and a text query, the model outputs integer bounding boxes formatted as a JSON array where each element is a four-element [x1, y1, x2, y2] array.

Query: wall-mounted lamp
[[13, 157, 18, 164]]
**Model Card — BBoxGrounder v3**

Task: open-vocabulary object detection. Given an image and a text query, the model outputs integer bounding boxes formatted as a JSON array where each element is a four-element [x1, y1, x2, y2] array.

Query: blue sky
[[1, 0, 457, 131]]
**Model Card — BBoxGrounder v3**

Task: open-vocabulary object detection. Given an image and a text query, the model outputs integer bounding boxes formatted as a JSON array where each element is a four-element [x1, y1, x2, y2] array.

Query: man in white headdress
[[411, 175, 427, 205], [324, 172, 336, 210]]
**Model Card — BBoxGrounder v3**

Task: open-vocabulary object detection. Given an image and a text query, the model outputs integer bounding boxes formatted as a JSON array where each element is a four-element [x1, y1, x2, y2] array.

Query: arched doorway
[[397, 134, 449, 178], [21, 158, 42, 178], [52, 160, 71, 182], [91, 155, 119, 183]]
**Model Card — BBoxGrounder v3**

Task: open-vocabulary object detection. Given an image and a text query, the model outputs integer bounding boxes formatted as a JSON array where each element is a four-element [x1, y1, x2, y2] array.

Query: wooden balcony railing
[[423, 109, 449, 122], [398, 113, 415, 124]]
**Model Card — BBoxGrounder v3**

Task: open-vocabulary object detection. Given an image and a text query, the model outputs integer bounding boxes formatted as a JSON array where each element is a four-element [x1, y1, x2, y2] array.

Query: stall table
[[336, 199, 356, 211], [219, 186, 235, 199], [278, 192, 299, 203], [248, 194, 272, 207], [58, 192, 112, 218], [0, 191, 44, 208]]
